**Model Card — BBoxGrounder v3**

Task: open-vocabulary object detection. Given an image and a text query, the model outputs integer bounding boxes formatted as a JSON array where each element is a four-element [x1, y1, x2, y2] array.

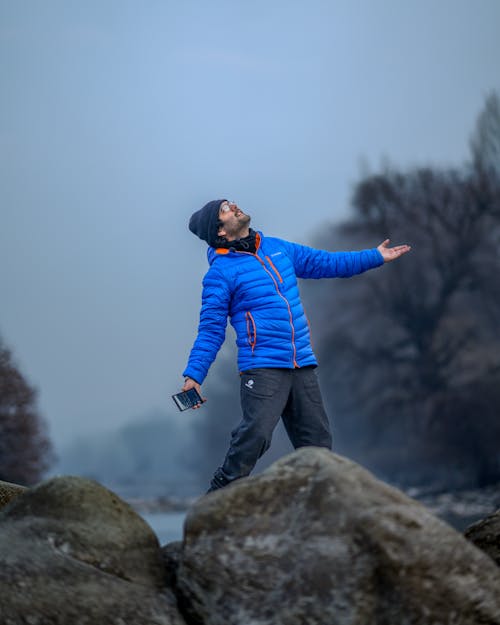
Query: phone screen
[[172, 388, 203, 411]]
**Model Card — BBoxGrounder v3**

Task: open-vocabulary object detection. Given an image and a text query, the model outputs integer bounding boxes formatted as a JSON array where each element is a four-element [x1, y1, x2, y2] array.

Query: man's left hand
[[377, 239, 411, 263]]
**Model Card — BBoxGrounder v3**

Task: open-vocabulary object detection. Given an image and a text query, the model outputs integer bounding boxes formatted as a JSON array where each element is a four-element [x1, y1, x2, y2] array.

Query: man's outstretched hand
[[377, 239, 411, 263], [182, 376, 207, 409]]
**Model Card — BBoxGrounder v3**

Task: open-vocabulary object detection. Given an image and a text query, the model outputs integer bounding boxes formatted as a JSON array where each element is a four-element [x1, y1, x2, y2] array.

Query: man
[[182, 199, 411, 492]]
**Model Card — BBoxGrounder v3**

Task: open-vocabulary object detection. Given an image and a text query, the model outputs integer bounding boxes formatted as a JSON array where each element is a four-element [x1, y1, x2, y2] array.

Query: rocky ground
[[0, 450, 499, 624]]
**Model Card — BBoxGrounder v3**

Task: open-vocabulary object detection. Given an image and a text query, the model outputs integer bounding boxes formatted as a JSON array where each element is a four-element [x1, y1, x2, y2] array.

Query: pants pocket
[[301, 368, 324, 405], [241, 374, 275, 398]]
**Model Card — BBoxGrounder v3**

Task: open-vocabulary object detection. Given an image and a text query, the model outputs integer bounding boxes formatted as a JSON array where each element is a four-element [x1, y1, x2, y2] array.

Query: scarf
[[217, 228, 257, 254]]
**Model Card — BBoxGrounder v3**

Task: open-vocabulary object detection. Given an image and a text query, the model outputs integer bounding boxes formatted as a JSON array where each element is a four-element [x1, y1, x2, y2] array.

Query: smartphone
[[172, 388, 204, 411]]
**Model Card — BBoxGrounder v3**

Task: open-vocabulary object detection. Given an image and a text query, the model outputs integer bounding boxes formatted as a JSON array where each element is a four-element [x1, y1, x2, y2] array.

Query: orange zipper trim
[[265, 256, 283, 283], [245, 311, 257, 353]]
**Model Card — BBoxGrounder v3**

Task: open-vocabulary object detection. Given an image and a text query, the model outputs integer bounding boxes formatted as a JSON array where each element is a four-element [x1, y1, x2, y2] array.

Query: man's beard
[[238, 213, 251, 228], [226, 213, 251, 239]]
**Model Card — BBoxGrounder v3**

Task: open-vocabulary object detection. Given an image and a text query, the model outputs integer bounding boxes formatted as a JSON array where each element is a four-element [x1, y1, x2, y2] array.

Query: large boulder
[[0, 479, 25, 510], [174, 448, 500, 625], [465, 509, 500, 567], [0, 475, 185, 624]]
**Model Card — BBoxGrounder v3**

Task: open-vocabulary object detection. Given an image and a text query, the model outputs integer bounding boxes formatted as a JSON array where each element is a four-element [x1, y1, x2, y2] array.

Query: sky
[[1, 0, 499, 453]]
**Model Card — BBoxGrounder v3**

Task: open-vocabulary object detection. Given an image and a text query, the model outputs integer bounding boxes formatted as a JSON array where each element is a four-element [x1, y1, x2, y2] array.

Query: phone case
[[172, 388, 203, 411]]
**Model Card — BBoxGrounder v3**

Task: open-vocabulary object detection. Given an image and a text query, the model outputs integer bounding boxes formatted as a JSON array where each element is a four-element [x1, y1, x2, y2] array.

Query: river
[[140, 510, 187, 545], [138, 484, 500, 546]]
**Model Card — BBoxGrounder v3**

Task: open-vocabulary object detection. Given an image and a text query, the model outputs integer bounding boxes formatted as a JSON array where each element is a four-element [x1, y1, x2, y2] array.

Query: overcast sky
[[1, 0, 499, 452]]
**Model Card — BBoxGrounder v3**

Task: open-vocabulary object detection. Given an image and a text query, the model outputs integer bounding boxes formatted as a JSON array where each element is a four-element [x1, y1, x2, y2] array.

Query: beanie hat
[[189, 199, 227, 247]]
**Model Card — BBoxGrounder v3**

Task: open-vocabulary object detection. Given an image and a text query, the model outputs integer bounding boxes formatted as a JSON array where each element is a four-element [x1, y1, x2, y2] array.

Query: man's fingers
[[395, 245, 411, 254], [378, 241, 411, 263], [179, 378, 206, 408], [192, 396, 207, 409]]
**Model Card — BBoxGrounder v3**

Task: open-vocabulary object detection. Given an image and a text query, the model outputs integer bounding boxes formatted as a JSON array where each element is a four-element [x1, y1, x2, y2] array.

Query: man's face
[[217, 201, 251, 240]]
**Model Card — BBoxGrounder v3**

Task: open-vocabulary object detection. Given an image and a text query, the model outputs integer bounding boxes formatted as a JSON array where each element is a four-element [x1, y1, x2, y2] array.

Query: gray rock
[[0, 475, 186, 624], [175, 448, 500, 625], [161, 541, 183, 588], [465, 508, 500, 567], [0, 479, 26, 510]]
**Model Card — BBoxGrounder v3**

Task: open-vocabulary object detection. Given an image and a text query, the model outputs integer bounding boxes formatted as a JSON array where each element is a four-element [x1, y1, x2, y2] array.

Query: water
[[140, 510, 187, 546]]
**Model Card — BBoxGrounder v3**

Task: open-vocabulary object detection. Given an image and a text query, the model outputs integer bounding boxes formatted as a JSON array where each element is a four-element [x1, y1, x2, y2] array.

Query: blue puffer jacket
[[183, 232, 384, 384]]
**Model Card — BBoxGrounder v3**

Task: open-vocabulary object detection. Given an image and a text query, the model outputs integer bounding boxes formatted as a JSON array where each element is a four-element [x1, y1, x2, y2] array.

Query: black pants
[[208, 367, 332, 491]]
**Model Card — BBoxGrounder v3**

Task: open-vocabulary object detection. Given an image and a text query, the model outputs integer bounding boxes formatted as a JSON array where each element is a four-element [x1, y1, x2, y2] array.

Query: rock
[[175, 448, 500, 625], [161, 541, 183, 588], [0, 476, 186, 624], [0, 479, 26, 510], [465, 509, 500, 567]]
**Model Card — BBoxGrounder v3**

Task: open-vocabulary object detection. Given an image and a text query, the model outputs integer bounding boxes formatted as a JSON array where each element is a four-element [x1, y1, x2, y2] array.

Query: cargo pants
[[208, 366, 332, 492]]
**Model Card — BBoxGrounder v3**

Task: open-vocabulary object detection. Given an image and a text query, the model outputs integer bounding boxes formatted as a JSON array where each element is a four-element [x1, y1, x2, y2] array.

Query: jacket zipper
[[231, 246, 299, 368], [245, 311, 257, 354]]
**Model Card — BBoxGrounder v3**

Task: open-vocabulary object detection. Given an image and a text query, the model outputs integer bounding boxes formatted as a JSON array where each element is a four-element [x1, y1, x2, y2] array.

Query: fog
[[1, 1, 499, 481]]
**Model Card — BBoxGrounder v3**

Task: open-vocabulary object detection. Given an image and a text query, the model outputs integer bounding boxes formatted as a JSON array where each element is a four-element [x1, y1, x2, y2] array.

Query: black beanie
[[189, 199, 227, 247]]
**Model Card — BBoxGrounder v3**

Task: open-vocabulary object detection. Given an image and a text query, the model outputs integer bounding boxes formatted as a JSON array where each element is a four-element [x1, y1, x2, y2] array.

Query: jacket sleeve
[[281, 240, 384, 279], [182, 266, 231, 384]]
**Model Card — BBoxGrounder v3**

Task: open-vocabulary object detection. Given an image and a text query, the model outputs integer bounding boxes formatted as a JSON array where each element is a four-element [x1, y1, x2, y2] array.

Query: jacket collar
[[214, 231, 262, 256]]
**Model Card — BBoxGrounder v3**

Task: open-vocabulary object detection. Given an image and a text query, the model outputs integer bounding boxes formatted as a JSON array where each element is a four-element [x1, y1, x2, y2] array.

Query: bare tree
[[471, 91, 500, 180], [0, 337, 54, 485], [190, 93, 500, 490], [304, 93, 500, 488]]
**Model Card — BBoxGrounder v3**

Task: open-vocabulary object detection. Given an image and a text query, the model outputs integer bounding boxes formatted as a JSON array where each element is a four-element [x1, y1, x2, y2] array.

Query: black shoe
[[206, 472, 230, 493]]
